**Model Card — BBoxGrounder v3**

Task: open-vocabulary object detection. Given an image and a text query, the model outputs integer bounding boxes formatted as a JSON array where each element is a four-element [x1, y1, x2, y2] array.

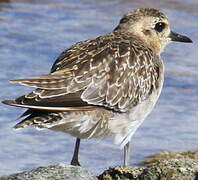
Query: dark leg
[[124, 142, 130, 166], [70, 138, 81, 166]]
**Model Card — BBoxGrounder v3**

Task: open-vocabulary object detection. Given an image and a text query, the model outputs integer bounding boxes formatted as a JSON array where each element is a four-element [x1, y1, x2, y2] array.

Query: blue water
[[0, 0, 197, 176]]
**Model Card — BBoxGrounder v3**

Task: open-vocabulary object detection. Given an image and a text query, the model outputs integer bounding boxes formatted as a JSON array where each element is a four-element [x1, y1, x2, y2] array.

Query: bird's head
[[114, 8, 192, 53]]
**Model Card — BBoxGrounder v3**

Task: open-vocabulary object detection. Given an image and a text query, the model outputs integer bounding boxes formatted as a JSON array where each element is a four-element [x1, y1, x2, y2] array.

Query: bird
[[2, 8, 192, 167]]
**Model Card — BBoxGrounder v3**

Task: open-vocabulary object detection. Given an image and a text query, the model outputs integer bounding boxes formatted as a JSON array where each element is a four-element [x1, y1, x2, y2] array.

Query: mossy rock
[[140, 151, 198, 165], [99, 159, 198, 180]]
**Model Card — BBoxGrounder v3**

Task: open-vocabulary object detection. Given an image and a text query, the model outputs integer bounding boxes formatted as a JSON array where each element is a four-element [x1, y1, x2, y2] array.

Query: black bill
[[169, 31, 192, 43]]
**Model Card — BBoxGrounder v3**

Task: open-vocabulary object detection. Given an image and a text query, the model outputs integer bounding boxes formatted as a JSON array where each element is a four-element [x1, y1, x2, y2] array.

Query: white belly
[[49, 71, 164, 149], [110, 73, 164, 148]]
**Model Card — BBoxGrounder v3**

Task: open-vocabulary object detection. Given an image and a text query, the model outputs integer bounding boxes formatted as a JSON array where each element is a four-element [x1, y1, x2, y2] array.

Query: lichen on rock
[[98, 159, 198, 180], [140, 151, 198, 165]]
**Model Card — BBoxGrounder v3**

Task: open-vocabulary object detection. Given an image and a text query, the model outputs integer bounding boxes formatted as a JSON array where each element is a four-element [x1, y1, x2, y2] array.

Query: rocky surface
[[1, 151, 198, 180], [0, 164, 97, 180], [99, 159, 198, 180], [139, 151, 198, 165]]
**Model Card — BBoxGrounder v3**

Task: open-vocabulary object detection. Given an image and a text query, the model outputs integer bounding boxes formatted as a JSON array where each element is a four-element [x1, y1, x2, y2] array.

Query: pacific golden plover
[[2, 8, 192, 166]]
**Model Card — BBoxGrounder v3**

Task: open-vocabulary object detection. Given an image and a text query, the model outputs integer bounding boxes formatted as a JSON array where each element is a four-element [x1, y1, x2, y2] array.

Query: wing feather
[[2, 100, 94, 111], [4, 33, 161, 112]]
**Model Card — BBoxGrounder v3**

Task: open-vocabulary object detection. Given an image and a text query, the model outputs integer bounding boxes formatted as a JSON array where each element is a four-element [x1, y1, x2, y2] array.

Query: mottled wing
[[4, 33, 160, 112], [80, 40, 161, 112]]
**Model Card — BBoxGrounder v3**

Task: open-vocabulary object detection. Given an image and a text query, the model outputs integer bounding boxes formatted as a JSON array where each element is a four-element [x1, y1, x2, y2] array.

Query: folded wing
[[3, 33, 160, 112]]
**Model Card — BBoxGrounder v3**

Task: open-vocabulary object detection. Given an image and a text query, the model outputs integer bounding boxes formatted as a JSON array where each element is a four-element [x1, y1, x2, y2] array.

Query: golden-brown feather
[[6, 32, 161, 113]]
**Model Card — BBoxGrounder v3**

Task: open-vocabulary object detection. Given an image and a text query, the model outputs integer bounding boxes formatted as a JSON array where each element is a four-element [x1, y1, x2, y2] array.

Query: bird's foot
[[70, 158, 81, 166]]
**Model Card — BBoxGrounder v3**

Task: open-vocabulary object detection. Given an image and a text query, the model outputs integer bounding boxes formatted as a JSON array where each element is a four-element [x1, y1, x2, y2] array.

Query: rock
[[0, 164, 97, 180], [139, 159, 198, 180], [98, 159, 198, 180], [98, 166, 144, 180], [1, 152, 198, 180], [139, 151, 198, 165]]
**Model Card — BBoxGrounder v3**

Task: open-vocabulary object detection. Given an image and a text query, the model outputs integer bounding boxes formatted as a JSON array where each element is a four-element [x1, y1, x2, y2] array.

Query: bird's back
[[3, 31, 164, 147]]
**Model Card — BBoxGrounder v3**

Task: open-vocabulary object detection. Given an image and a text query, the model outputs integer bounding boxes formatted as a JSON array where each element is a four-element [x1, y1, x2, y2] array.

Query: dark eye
[[154, 22, 166, 32], [120, 17, 128, 24]]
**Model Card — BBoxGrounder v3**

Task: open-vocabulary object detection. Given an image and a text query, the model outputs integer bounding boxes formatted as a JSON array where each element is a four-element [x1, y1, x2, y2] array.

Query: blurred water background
[[0, 0, 197, 176]]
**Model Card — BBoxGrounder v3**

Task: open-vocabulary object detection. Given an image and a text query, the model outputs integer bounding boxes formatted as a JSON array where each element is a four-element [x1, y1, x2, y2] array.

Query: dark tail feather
[[13, 110, 50, 129], [17, 109, 32, 120]]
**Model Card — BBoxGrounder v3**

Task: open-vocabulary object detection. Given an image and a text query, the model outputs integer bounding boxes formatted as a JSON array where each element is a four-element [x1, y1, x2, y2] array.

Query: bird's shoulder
[[50, 32, 157, 73]]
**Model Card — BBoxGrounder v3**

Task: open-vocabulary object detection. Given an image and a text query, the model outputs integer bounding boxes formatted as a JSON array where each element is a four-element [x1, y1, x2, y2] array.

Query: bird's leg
[[70, 138, 81, 166], [123, 142, 130, 166]]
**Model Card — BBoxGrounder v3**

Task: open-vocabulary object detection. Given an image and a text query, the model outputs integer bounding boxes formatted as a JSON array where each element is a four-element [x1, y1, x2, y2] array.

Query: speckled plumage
[[8, 30, 164, 147], [3, 8, 192, 166], [10, 32, 161, 113]]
